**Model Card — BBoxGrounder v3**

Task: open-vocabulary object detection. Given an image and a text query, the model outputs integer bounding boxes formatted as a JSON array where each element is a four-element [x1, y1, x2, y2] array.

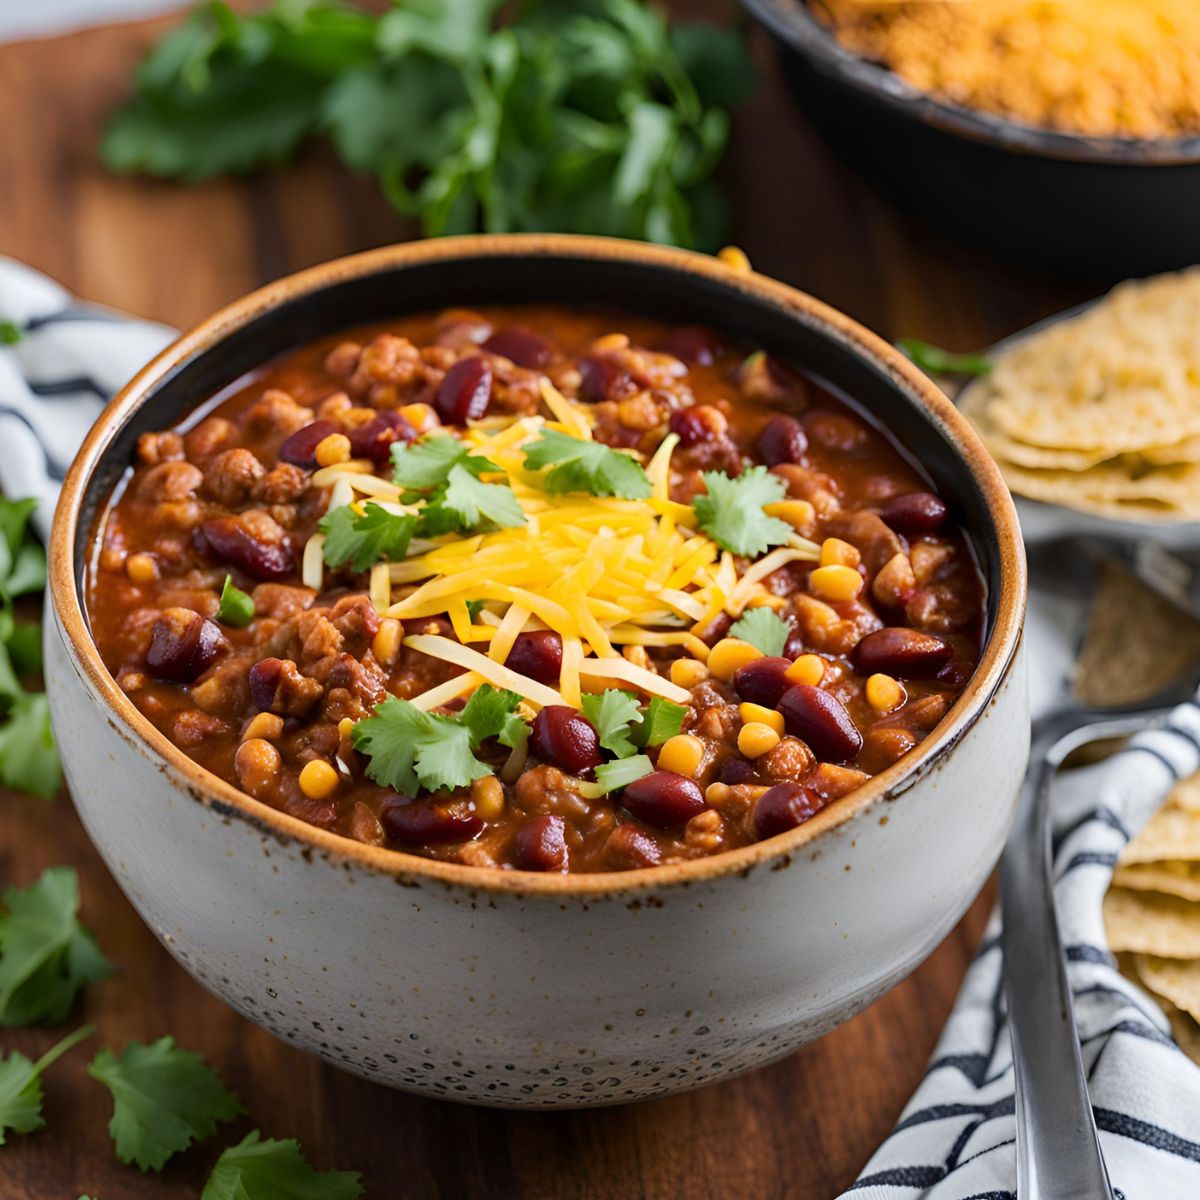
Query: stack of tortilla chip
[[962, 267, 1200, 522], [1105, 773, 1200, 1061]]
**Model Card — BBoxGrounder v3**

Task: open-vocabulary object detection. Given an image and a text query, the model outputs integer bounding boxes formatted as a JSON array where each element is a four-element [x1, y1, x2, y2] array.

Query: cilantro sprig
[[390, 436, 499, 492], [581, 690, 688, 763], [202, 1130, 363, 1200], [320, 503, 417, 572], [0, 1024, 94, 1145], [729, 608, 789, 657], [102, 0, 754, 251], [692, 466, 792, 557], [633, 696, 687, 748], [523, 430, 651, 500], [352, 684, 528, 795], [0, 867, 112, 1028], [88, 1036, 244, 1171], [594, 754, 653, 794], [0, 497, 60, 798]]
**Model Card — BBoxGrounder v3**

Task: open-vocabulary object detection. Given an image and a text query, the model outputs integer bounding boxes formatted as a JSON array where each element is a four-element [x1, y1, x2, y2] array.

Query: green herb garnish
[[390, 437, 524, 536], [523, 430, 651, 499], [0, 867, 113, 1027], [390, 436, 499, 492], [103, 0, 754, 251], [201, 1130, 363, 1200], [0, 1024, 93, 1144], [581, 689, 643, 758], [320, 503, 418, 573], [594, 754, 653, 794], [215, 575, 255, 627], [0, 320, 21, 346], [352, 684, 527, 794], [692, 466, 792, 558], [632, 696, 687, 748], [88, 1036, 244, 1171], [438, 464, 526, 530], [896, 338, 992, 378], [729, 608, 789, 657]]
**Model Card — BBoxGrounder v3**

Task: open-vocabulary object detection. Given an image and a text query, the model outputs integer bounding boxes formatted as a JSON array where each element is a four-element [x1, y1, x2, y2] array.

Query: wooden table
[[0, 8, 1092, 1198]]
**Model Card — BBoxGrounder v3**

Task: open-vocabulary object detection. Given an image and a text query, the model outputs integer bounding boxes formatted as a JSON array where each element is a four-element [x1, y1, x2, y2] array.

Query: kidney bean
[[348, 410, 417, 464], [755, 415, 808, 466], [248, 658, 284, 711], [578, 355, 637, 403], [278, 419, 338, 467], [658, 325, 722, 365], [381, 798, 483, 845], [804, 410, 867, 453], [622, 771, 706, 829], [937, 659, 975, 690], [145, 608, 228, 683], [530, 706, 602, 775], [603, 824, 662, 869], [880, 491, 948, 535], [483, 327, 553, 369], [668, 404, 728, 448], [719, 757, 759, 785], [435, 356, 493, 424], [852, 627, 953, 679], [778, 685, 863, 762], [754, 782, 827, 839], [513, 814, 569, 872], [733, 656, 793, 707], [505, 631, 563, 686], [201, 516, 293, 581], [783, 629, 806, 659]]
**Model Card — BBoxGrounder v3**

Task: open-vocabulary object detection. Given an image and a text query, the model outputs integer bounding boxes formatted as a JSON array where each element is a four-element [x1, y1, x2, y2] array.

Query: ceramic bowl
[[47, 235, 1027, 1108]]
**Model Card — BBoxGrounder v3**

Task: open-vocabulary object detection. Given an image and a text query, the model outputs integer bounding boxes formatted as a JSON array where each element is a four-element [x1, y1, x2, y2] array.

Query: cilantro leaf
[[581, 690, 642, 758], [0, 693, 60, 799], [87, 1036, 243, 1171], [436, 464, 525, 530], [729, 608, 789, 657], [320, 502, 418, 573], [632, 697, 687, 748], [594, 754, 653, 794], [523, 431, 651, 499], [201, 1130, 362, 1200], [0, 497, 45, 601], [692, 466, 792, 557], [0, 867, 113, 1027], [353, 685, 527, 795], [215, 575, 255, 627], [390, 435, 499, 491], [0, 320, 21, 346], [0, 1024, 93, 1145]]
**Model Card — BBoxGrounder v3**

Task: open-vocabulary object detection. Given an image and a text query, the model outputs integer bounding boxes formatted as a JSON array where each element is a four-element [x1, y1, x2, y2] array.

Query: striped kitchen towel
[[4, 256, 1200, 1198]]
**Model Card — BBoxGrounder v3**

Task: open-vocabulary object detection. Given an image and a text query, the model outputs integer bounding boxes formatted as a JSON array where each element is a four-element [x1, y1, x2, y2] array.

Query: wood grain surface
[[0, 6, 1090, 1198]]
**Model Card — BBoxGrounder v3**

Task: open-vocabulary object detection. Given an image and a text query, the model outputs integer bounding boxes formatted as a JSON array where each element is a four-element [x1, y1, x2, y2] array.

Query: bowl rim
[[49, 232, 1027, 897], [740, 0, 1200, 166]]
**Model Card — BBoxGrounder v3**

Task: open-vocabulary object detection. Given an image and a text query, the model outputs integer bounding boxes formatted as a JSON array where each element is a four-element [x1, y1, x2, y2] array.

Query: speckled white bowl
[[48, 235, 1027, 1107]]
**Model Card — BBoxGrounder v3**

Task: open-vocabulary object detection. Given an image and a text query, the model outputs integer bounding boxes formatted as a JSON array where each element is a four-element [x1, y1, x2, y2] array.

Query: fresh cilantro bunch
[[581, 690, 686, 793], [0, 867, 112, 1028], [0, 497, 60, 799], [102, 0, 755, 250], [353, 684, 528, 794]]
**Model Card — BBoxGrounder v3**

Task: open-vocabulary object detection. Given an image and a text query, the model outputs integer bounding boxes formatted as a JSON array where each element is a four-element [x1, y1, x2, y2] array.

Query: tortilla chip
[[1120, 806, 1200, 866], [992, 459, 1200, 521], [1169, 774, 1200, 814], [1103, 887, 1200, 957], [1163, 1001, 1200, 1067], [1133, 954, 1200, 1023], [1114, 863, 1200, 903]]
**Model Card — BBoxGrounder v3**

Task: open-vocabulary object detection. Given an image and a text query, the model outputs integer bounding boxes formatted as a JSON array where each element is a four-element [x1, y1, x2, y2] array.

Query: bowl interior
[[73, 247, 1005, 644]]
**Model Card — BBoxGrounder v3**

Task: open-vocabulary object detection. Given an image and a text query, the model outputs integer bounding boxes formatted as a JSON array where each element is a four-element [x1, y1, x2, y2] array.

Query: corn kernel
[[471, 774, 505, 821], [125, 553, 159, 585], [738, 722, 781, 758], [708, 638, 763, 681], [315, 433, 352, 467], [342, 405, 377, 428], [372, 618, 402, 666], [809, 564, 864, 602], [399, 402, 439, 433], [299, 759, 339, 801], [705, 782, 730, 805], [739, 703, 785, 735], [718, 245, 752, 272], [658, 734, 705, 779], [243, 712, 284, 742], [820, 537, 861, 569], [764, 500, 816, 534], [622, 644, 650, 670], [866, 673, 906, 714], [670, 658, 710, 688], [338, 717, 356, 740], [745, 590, 786, 610], [785, 654, 826, 686]]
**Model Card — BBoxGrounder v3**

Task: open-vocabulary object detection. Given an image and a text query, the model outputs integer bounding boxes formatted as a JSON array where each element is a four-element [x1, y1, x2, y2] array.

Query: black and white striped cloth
[[4, 256, 1200, 1196]]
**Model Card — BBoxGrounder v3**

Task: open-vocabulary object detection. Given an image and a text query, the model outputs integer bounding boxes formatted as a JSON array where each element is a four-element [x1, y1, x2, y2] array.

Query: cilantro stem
[[896, 338, 992, 377], [31, 1024, 95, 1077]]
